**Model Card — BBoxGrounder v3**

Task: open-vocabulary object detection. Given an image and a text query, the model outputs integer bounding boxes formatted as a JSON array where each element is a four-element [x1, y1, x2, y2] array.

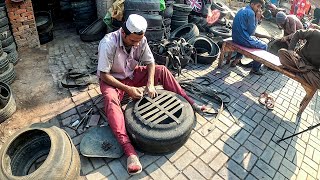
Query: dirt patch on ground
[[0, 46, 71, 149]]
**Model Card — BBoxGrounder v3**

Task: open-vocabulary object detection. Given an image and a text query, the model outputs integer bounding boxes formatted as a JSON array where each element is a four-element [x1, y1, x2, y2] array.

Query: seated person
[[275, 11, 303, 42], [231, 0, 272, 75], [97, 14, 205, 175], [278, 29, 320, 88]]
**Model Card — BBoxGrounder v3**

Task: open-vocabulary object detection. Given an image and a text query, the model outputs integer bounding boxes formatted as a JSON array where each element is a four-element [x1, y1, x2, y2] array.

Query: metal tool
[[74, 108, 93, 130]]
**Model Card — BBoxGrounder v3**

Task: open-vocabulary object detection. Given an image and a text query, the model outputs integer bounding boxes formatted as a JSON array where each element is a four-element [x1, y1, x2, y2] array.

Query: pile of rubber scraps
[[149, 37, 197, 76], [179, 77, 239, 125]]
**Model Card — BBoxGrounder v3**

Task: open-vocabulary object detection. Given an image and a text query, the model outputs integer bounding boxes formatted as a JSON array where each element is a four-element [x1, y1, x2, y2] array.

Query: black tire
[[209, 26, 232, 38], [7, 50, 19, 65], [163, 18, 171, 26], [3, 42, 16, 54], [172, 9, 191, 16], [212, 2, 226, 11], [170, 23, 199, 41], [0, 17, 8, 28], [124, 0, 160, 11], [171, 15, 188, 21], [0, 124, 81, 179], [0, 63, 15, 84], [39, 30, 53, 45], [1, 35, 14, 48], [71, 0, 94, 8], [171, 19, 188, 27], [0, 10, 6, 19], [0, 30, 11, 41], [173, 3, 192, 12], [80, 18, 106, 35], [160, 2, 173, 18], [188, 35, 220, 64], [145, 29, 164, 41], [73, 5, 96, 13], [35, 11, 53, 33], [125, 90, 195, 154], [0, 52, 8, 73], [125, 12, 163, 29], [0, 82, 15, 122], [0, 25, 9, 33], [80, 31, 105, 42], [216, 17, 227, 26]]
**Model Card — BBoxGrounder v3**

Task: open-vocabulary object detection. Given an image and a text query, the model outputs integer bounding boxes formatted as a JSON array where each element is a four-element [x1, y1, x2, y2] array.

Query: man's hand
[[126, 87, 143, 99], [145, 85, 157, 98]]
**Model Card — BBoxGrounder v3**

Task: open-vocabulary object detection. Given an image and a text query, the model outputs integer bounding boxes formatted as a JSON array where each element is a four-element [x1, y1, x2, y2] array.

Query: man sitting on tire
[[97, 14, 205, 175], [275, 11, 303, 43], [231, 0, 272, 75]]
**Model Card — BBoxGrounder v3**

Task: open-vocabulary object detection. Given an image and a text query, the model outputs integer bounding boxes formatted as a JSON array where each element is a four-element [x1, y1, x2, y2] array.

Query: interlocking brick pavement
[[42, 24, 320, 180]]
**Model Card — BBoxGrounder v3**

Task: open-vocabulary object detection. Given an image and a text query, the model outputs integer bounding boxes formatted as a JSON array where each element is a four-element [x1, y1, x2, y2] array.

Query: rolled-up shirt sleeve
[[139, 38, 155, 65], [97, 38, 116, 74]]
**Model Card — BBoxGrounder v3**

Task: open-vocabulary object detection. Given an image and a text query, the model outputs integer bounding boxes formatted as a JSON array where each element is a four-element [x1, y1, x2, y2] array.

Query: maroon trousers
[[99, 65, 194, 156]]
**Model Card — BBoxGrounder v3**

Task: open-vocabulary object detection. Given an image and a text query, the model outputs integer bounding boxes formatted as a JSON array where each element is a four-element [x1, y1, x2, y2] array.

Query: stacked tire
[[124, 0, 163, 42], [161, 1, 174, 39], [71, 0, 97, 33], [35, 11, 54, 45], [0, 6, 18, 65], [171, 4, 192, 32], [0, 82, 16, 123]]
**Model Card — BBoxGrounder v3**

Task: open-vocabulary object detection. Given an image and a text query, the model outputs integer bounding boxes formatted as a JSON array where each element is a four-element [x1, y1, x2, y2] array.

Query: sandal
[[259, 92, 268, 105], [127, 155, 142, 175], [265, 97, 275, 110]]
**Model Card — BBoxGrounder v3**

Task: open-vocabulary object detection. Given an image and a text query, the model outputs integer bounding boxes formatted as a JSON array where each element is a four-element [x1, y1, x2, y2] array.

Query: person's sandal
[[127, 155, 142, 175], [265, 97, 275, 110], [259, 92, 268, 105]]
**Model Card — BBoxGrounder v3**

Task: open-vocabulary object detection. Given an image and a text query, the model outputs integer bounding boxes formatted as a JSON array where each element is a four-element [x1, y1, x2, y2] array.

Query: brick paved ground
[[46, 23, 320, 180]]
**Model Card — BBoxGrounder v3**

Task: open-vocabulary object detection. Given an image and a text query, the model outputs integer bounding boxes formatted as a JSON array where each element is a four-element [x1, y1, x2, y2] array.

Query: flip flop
[[265, 97, 275, 110], [259, 92, 268, 105], [127, 155, 142, 175]]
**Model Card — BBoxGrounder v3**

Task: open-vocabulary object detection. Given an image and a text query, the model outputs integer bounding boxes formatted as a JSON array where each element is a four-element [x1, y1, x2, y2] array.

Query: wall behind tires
[[5, 0, 40, 49]]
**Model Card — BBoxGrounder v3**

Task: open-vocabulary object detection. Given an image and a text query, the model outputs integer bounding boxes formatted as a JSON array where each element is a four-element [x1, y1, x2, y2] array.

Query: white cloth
[[126, 14, 147, 33]]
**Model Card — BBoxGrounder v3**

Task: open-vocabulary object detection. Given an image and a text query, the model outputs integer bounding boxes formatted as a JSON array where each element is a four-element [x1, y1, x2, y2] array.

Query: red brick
[[12, 28, 19, 33], [8, 14, 19, 20], [22, 11, 33, 17], [12, 21, 22, 27], [16, 9, 27, 15]]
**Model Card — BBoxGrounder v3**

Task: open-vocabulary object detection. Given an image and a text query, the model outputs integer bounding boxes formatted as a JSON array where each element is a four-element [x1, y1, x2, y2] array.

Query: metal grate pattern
[[133, 91, 185, 128]]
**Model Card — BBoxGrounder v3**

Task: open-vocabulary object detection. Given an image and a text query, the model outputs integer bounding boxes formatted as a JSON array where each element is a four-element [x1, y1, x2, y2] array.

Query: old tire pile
[[71, 0, 97, 33], [79, 18, 106, 42], [0, 6, 19, 65], [0, 44, 15, 84], [171, 3, 192, 32], [0, 124, 81, 179], [125, 90, 195, 154], [161, 1, 174, 39], [188, 35, 220, 64], [35, 11, 54, 45], [60, 0, 72, 11], [124, 0, 163, 42], [0, 82, 16, 122], [170, 23, 199, 41]]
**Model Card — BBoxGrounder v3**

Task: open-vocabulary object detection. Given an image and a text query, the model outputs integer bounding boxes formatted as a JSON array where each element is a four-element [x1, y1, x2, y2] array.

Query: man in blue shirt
[[231, 0, 272, 75]]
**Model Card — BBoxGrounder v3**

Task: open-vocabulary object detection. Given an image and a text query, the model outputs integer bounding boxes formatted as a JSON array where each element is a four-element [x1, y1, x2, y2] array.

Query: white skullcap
[[126, 14, 148, 34]]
